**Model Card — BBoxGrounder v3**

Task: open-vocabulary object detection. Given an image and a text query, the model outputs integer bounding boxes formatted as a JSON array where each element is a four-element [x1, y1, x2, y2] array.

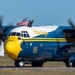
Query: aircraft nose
[[4, 41, 22, 60]]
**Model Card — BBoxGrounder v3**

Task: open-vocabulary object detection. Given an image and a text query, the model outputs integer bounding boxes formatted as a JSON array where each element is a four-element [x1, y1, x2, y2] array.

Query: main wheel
[[72, 61, 75, 67], [65, 57, 73, 67], [14, 60, 25, 67], [31, 61, 44, 67], [65, 61, 73, 67]]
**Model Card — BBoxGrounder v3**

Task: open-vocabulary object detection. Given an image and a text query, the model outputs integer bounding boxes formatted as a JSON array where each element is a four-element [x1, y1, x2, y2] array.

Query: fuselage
[[4, 26, 75, 62]]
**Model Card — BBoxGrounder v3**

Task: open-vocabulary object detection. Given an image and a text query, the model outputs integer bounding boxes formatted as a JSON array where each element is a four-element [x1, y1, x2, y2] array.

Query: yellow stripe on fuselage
[[22, 38, 75, 42]]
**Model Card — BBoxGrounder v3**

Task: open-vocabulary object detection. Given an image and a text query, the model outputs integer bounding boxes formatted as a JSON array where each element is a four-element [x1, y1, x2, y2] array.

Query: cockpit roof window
[[21, 31, 30, 38], [21, 31, 28, 33]]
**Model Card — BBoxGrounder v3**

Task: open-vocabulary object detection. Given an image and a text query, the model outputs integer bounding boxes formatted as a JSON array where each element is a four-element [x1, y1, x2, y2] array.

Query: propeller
[[3, 23, 14, 33], [0, 16, 4, 40], [0, 16, 14, 42], [68, 18, 75, 30]]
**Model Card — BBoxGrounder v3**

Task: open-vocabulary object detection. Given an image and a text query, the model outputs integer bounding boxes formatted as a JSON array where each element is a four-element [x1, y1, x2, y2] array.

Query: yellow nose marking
[[4, 41, 22, 60]]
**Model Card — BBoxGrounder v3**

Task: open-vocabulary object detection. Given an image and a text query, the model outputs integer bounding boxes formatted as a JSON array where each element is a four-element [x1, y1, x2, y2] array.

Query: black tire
[[15, 60, 18, 67], [65, 57, 73, 67], [72, 61, 75, 67], [14, 60, 25, 67], [31, 61, 44, 67], [65, 61, 73, 67]]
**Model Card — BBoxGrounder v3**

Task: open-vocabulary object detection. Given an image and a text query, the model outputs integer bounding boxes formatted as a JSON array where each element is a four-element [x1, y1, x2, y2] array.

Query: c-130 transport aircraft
[[4, 19, 75, 67]]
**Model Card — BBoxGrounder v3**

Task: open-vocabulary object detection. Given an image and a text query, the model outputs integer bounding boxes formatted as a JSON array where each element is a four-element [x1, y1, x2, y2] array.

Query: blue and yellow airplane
[[4, 19, 75, 67]]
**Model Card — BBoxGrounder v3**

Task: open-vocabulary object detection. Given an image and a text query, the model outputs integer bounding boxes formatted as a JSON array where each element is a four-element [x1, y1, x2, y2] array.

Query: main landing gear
[[64, 56, 75, 67], [14, 60, 44, 67]]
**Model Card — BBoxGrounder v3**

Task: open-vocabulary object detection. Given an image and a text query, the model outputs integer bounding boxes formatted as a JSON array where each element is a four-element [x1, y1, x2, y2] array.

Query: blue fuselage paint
[[18, 26, 75, 61]]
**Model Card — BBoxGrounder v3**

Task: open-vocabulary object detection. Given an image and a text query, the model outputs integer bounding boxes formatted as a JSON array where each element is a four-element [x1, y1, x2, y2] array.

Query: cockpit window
[[8, 31, 30, 38], [12, 32, 16, 36], [8, 32, 21, 36], [8, 33, 12, 36], [16, 33, 20, 36]]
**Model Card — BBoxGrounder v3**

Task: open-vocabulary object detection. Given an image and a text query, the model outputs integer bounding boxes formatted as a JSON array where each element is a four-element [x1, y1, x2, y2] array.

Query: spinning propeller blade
[[68, 18, 75, 30], [0, 16, 14, 42], [0, 16, 4, 39]]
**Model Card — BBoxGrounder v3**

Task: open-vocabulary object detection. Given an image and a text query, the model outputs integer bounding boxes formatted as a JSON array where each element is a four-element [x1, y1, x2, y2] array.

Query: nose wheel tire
[[14, 60, 25, 67]]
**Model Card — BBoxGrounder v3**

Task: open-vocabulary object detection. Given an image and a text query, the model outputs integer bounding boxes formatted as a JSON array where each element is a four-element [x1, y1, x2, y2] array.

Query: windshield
[[8, 32, 21, 36]]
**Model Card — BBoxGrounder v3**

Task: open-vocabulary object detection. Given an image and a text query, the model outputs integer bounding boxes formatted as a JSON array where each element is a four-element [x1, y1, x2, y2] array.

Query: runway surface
[[0, 66, 75, 71]]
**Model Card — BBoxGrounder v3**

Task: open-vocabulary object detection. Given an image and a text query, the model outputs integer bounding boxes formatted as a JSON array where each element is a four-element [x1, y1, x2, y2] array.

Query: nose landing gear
[[14, 60, 25, 67]]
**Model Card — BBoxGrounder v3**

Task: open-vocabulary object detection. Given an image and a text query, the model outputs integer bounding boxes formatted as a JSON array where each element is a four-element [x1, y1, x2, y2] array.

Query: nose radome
[[4, 41, 22, 60], [5, 41, 15, 53]]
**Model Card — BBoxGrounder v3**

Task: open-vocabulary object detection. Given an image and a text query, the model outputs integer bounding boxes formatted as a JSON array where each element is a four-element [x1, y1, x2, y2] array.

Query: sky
[[0, 0, 75, 26]]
